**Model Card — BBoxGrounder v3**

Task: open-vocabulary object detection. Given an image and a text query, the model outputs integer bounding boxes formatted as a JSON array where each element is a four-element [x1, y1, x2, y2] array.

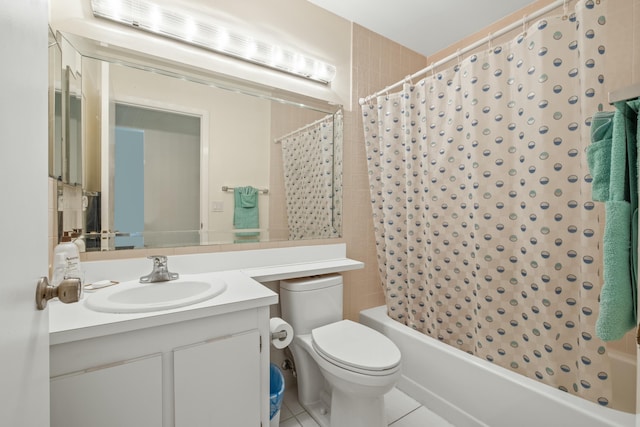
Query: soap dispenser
[[53, 234, 84, 297], [51, 253, 66, 287]]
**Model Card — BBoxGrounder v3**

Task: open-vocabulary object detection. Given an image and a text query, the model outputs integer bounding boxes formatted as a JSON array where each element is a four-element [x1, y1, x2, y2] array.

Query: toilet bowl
[[279, 275, 402, 427]]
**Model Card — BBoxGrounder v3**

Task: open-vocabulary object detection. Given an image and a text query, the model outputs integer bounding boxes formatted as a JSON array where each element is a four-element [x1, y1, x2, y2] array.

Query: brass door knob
[[35, 277, 81, 310]]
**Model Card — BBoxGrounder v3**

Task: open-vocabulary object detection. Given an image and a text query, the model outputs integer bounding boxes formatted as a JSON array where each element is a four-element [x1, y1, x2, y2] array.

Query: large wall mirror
[[49, 32, 343, 251]]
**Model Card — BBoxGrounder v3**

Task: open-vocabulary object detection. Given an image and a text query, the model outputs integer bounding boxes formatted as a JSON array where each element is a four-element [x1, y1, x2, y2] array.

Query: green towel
[[625, 100, 640, 324], [586, 111, 613, 201], [597, 201, 635, 340], [233, 187, 260, 243], [594, 101, 638, 341]]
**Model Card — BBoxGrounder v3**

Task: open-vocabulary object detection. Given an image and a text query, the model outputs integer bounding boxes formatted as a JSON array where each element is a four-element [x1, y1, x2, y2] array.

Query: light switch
[[210, 201, 224, 212]]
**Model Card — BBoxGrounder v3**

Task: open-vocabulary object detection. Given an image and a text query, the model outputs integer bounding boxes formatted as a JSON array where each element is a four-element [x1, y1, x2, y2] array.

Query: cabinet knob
[[35, 277, 81, 310]]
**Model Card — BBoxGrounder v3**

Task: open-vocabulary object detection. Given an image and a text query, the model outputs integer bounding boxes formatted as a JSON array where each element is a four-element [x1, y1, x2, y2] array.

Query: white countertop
[[49, 245, 363, 346], [49, 270, 277, 345], [242, 258, 363, 282]]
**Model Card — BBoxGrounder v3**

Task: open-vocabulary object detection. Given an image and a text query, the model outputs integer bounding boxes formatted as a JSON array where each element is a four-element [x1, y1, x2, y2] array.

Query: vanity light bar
[[90, 0, 337, 84]]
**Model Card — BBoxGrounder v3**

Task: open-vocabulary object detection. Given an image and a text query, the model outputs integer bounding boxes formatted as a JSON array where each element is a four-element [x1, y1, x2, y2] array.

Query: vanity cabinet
[[50, 307, 270, 427]]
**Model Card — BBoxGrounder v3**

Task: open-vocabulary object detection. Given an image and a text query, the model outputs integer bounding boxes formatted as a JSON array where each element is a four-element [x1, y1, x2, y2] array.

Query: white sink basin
[[85, 275, 227, 313]]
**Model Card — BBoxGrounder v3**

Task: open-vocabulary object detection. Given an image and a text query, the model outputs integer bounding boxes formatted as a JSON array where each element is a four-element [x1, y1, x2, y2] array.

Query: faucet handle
[[148, 255, 168, 267]]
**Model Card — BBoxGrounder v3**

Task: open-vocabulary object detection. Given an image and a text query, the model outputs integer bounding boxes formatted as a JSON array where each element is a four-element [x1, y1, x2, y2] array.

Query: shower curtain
[[278, 112, 343, 240], [362, 0, 611, 405]]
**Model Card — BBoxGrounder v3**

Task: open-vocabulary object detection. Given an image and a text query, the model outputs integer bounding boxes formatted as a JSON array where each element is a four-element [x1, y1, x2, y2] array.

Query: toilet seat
[[311, 320, 401, 376]]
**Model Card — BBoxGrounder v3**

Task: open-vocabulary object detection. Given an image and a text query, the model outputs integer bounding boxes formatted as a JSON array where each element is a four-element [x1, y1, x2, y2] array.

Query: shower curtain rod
[[273, 112, 335, 143], [359, 0, 566, 105]]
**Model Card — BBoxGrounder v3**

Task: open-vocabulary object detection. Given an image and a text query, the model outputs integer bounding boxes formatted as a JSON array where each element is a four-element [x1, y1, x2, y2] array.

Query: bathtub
[[360, 306, 637, 427]]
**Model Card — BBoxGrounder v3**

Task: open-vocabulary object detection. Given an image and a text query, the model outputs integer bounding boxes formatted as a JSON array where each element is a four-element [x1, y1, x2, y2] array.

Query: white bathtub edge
[[360, 305, 636, 427], [396, 374, 488, 427]]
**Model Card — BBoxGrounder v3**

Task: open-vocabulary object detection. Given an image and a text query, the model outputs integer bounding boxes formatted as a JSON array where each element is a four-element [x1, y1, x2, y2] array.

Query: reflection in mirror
[[275, 111, 343, 240], [55, 33, 343, 251], [65, 66, 82, 186], [48, 28, 62, 180], [114, 104, 201, 250]]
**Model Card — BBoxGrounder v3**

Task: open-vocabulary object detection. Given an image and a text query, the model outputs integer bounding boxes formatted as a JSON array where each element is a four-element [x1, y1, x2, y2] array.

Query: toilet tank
[[280, 274, 343, 336]]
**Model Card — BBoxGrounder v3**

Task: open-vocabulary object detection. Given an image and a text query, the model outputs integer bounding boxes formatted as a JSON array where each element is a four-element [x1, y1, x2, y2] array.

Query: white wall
[[50, 0, 352, 106]]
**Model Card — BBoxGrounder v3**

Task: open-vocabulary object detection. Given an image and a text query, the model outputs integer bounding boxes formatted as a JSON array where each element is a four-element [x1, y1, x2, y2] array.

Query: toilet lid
[[311, 320, 401, 372]]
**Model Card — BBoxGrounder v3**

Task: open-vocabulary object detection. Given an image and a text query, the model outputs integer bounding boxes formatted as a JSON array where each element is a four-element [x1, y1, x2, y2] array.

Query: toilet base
[[298, 380, 388, 427], [330, 389, 386, 427], [302, 394, 386, 427], [301, 400, 331, 427]]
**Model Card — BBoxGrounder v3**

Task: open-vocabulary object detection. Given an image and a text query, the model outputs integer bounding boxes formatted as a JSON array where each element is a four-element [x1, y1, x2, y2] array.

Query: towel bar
[[222, 185, 269, 194]]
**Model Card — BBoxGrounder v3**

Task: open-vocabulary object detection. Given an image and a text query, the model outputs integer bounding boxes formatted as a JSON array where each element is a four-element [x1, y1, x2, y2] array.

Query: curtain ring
[[404, 74, 413, 85], [456, 49, 461, 66], [430, 62, 435, 80], [488, 33, 493, 51], [562, 0, 569, 20], [522, 14, 528, 37]]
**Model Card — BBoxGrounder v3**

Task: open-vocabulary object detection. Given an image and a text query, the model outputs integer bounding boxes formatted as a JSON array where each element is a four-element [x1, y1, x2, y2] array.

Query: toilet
[[280, 274, 401, 427]]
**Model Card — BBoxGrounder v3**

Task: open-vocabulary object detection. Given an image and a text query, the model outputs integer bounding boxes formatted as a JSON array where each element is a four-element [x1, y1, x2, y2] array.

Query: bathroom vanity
[[49, 270, 275, 427], [49, 244, 363, 427]]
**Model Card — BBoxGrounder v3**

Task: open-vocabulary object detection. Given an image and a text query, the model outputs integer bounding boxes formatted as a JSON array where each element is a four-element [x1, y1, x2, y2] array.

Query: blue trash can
[[270, 363, 285, 427]]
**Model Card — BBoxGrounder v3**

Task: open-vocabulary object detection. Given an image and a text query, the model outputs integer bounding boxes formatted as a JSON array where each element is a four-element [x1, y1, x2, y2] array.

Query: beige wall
[[341, 25, 428, 320]]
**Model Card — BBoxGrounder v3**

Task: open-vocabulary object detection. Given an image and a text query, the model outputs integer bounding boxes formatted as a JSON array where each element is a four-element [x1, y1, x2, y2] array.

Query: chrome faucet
[[139, 255, 179, 283]]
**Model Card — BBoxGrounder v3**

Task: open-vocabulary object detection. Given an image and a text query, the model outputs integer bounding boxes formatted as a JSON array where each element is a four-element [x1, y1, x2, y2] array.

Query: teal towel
[[233, 234, 260, 244], [625, 99, 640, 324], [593, 101, 639, 341], [233, 186, 259, 229], [609, 102, 635, 202], [596, 201, 636, 340], [586, 111, 614, 201]]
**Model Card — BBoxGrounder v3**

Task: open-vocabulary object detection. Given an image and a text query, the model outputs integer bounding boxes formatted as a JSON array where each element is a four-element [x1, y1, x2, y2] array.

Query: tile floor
[[278, 385, 453, 427]]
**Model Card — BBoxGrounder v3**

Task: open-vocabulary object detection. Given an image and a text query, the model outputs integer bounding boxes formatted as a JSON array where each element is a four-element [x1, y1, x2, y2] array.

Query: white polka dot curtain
[[362, 0, 611, 405], [279, 112, 342, 240]]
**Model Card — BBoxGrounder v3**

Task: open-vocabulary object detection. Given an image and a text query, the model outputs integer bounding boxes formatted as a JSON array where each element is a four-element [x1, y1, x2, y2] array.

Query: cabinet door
[[174, 329, 261, 427], [51, 353, 162, 427]]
